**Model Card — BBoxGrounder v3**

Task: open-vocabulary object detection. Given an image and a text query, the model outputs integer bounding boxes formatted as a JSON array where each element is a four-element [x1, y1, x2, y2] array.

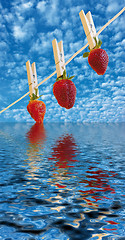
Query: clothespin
[[79, 10, 98, 50], [26, 60, 39, 97], [52, 39, 65, 78]]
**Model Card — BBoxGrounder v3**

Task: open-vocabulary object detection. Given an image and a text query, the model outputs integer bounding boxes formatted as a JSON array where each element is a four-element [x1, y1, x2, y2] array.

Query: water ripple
[[0, 122, 125, 239]]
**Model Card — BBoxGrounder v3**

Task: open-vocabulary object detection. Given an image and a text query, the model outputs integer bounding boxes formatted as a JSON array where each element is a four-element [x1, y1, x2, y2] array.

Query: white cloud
[[3, 12, 14, 23], [36, 0, 60, 26], [36, 1, 46, 13], [69, 40, 83, 54], [64, 30, 75, 43], [2, 108, 31, 122], [0, 41, 8, 49], [41, 94, 51, 100], [113, 95, 124, 101], [113, 32, 122, 42], [30, 28, 63, 54], [13, 26, 26, 40], [62, 20, 71, 30], [121, 39, 125, 47], [13, 18, 35, 41], [102, 80, 115, 88], [12, 0, 34, 13], [113, 89, 125, 96], [22, 2, 33, 9], [96, 3, 105, 12], [74, 56, 85, 64], [107, 2, 119, 12], [10, 77, 28, 93]]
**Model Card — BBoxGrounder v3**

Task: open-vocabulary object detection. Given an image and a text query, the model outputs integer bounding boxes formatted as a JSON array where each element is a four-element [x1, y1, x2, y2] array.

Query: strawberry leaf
[[68, 76, 75, 80], [29, 88, 41, 101], [35, 88, 38, 96], [94, 37, 98, 45], [83, 52, 89, 58], [93, 37, 102, 49], [37, 94, 43, 99], [56, 76, 63, 81], [30, 93, 37, 100], [98, 39, 102, 48], [56, 70, 75, 82], [63, 69, 67, 79]]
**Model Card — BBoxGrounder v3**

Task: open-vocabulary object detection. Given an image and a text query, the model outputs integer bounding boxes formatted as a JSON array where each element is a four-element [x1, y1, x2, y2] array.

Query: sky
[[0, 0, 125, 123]]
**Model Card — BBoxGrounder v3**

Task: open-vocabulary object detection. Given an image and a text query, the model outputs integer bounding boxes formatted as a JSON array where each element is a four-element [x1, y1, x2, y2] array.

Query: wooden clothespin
[[79, 10, 98, 50], [52, 39, 65, 78], [26, 60, 39, 97]]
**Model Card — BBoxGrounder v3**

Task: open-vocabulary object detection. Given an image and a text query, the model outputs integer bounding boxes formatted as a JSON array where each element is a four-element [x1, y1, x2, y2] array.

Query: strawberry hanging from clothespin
[[52, 39, 76, 109], [26, 61, 46, 123], [79, 10, 109, 75]]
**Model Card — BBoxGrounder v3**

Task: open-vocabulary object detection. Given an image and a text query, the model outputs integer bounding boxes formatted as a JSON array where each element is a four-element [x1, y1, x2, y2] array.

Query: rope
[[0, 7, 125, 114], [0, 92, 30, 114]]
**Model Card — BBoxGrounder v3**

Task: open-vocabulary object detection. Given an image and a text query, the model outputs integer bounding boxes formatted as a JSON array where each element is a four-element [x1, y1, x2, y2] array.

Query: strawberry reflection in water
[[48, 134, 79, 188], [49, 134, 78, 169], [78, 167, 119, 235], [79, 167, 116, 203], [26, 122, 46, 145], [26, 123, 46, 179], [48, 135, 118, 236], [26, 127, 119, 236]]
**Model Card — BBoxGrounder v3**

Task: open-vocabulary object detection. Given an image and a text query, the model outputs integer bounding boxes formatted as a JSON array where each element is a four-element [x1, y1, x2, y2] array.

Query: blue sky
[[0, 0, 125, 122]]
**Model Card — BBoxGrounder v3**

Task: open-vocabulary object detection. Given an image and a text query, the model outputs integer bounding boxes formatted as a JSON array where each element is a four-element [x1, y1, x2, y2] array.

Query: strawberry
[[53, 70, 76, 109], [27, 89, 46, 123], [83, 38, 109, 75]]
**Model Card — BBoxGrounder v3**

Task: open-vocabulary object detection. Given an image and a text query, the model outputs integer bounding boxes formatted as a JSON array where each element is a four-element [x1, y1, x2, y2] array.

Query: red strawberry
[[53, 70, 76, 109], [27, 89, 46, 123], [83, 38, 109, 75], [88, 48, 109, 75]]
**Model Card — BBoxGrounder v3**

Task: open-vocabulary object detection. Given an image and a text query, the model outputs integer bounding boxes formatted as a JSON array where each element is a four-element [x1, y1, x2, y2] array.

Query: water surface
[[0, 122, 125, 239]]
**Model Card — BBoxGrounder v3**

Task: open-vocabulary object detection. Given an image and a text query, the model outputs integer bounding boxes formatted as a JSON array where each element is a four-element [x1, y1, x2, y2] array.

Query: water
[[0, 122, 125, 240]]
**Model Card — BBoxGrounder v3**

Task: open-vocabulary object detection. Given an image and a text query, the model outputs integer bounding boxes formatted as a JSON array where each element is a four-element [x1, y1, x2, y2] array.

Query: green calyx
[[56, 69, 75, 82], [29, 88, 42, 101], [83, 37, 102, 58]]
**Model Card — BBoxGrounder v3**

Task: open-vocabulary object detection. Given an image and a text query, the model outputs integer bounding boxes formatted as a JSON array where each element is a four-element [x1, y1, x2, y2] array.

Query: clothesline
[[0, 7, 125, 114]]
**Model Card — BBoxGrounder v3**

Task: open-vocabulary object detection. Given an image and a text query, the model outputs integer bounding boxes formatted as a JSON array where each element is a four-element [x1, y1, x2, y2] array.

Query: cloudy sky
[[0, 0, 125, 122]]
